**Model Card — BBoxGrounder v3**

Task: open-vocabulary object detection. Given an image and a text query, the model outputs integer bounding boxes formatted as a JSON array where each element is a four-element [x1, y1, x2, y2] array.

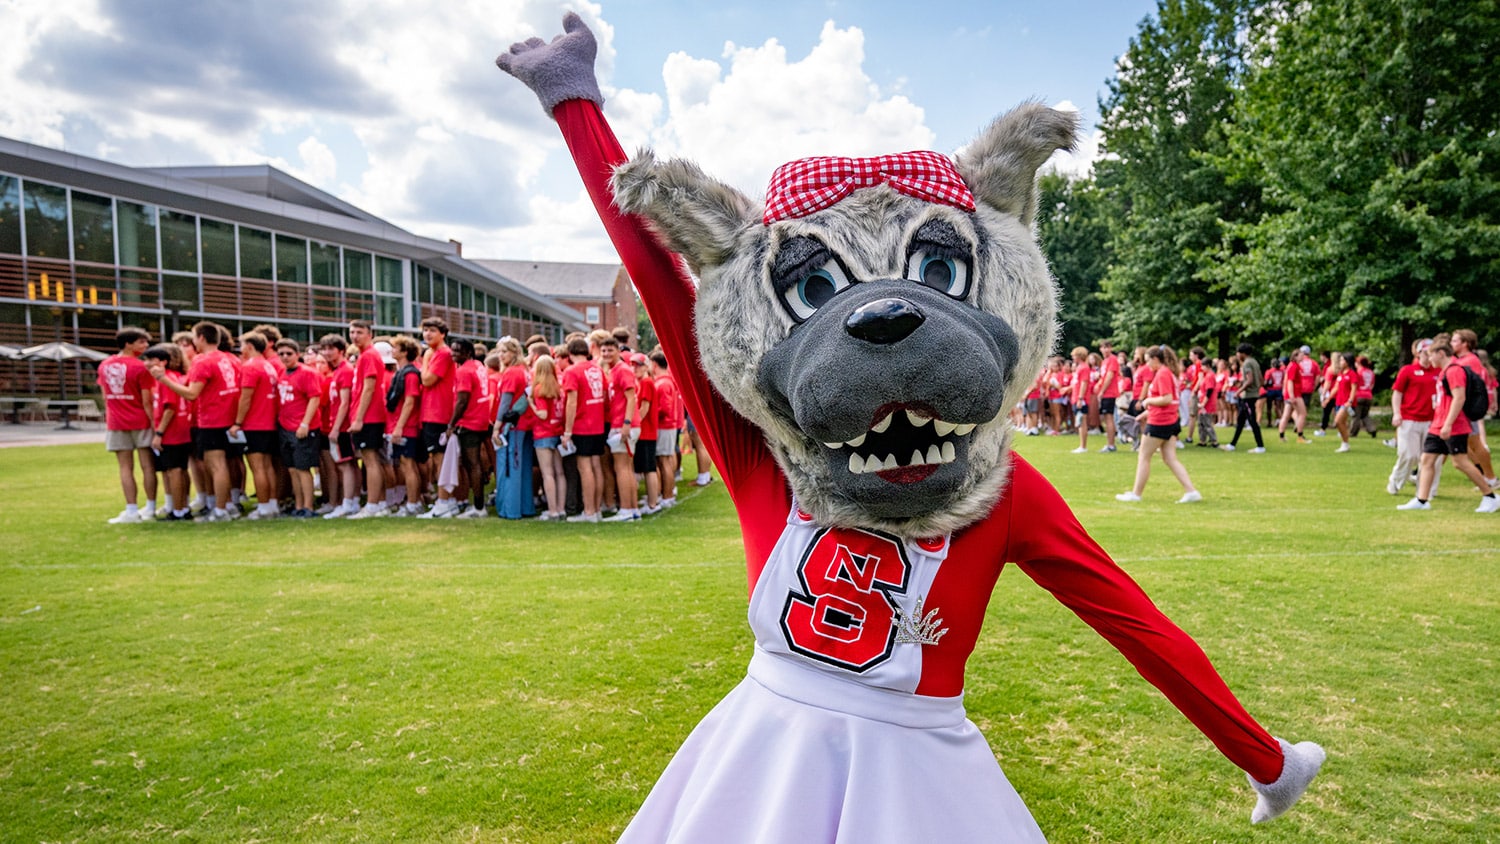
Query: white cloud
[[294, 136, 338, 185]]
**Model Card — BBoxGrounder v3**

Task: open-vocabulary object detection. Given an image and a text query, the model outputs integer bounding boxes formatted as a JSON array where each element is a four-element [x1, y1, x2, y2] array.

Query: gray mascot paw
[[1248, 738, 1326, 824], [495, 11, 604, 116]]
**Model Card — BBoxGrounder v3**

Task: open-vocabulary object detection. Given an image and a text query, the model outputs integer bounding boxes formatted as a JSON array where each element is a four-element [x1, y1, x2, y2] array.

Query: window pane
[[70, 191, 114, 263], [416, 266, 431, 303], [447, 278, 459, 307], [200, 218, 236, 275], [160, 210, 198, 272], [461, 284, 473, 312], [0, 176, 20, 255], [117, 202, 158, 269], [376, 256, 402, 294], [239, 228, 273, 279], [23, 181, 69, 258], [344, 250, 372, 290], [311, 243, 339, 287], [377, 295, 402, 327], [275, 234, 307, 284], [162, 273, 200, 310]]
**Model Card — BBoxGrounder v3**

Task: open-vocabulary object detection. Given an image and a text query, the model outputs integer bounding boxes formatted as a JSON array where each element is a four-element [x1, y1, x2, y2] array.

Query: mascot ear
[[955, 102, 1078, 227], [612, 150, 759, 274]]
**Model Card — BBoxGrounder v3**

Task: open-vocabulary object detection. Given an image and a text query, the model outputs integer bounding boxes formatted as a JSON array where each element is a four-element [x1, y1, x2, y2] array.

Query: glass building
[[0, 136, 585, 396]]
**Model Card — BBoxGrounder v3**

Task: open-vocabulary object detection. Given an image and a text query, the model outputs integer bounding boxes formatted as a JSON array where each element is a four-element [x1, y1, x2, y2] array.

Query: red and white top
[[562, 359, 608, 435], [239, 357, 280, 432], [97, 354, 155, 431], [153, 371, 193, 446], [187, 350, 241, 430], [420, 345, 456, 425], [277, 365, 323, 433]]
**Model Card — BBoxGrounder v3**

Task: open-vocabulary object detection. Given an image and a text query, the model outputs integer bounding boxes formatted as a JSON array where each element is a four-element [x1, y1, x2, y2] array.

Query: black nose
[[844, 297, 925, 344]]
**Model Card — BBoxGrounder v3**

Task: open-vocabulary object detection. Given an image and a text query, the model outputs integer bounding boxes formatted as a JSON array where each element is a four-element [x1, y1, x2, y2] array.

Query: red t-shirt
[[1298, 359, 1320, 395], [96, 353, 155, 431], [351, 349, 389, 427], [153, 371, 193, 445], [1198, 373, 1220, 415], [633, 376, 659, 439], [529, 393, 565, 439], [606, 362, 638, 428], [239, 357, 279, 431], [1181, 361, 1203, 393], [1071, 364, 1092, 405], [264, 351, 286, 376], [318, 370, 333, 433], [562, 359, 608, 435], [1333, 369, 1357, 407], [420, 345, 456, 425], [187, 350, 241, 429], [455, 359, 493, 431], [390, 369, 423, 438], [1131, 366, 1151, 403], [654, 373, 683, 430], [277, 365, 323, 432], [1282, 367, 1301, 400], [1099, 356, 1121, 399], [1435, 365, 1474, 436], [327, 362, 354, 432], [1391, 363, 1436, 422], [1144, 367, 1180, 426], [1355, 366, 1375, 400]]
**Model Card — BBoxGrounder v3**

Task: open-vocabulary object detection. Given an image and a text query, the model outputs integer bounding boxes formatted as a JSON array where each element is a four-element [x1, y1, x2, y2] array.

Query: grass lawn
[[2, 429, 1498, 842]]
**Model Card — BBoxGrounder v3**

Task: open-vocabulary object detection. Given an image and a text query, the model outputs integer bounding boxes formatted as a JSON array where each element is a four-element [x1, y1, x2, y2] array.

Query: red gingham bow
[[762, 151, 976, 224]]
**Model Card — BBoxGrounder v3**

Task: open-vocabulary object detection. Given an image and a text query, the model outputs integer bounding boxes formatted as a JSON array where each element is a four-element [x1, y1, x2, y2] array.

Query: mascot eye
[[785, 260, 853, 321], [905, 250, 970, 299]]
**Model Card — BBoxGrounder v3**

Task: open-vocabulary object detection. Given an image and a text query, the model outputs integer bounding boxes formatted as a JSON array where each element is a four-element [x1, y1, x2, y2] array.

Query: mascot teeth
[[933, 419, 957, 437], [906, 410, 932, 427], [871, 412, 894, 433]]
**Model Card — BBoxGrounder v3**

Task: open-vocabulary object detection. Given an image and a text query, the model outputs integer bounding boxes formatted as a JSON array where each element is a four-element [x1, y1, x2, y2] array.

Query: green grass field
[[2, 431, 1498, 842]]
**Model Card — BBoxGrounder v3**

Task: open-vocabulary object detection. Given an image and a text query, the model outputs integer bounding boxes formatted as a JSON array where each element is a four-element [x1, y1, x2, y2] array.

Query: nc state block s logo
[[779, 527, 911, 672]]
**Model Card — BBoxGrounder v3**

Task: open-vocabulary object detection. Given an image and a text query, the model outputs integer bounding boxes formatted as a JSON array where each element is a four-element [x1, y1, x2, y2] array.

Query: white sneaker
[[1313, 430, 1326, 437], [1382, 439, 1397, 448], [1396, 498, 1430, 511], [1099, 445, 1117, 453], [1176, 490, 1203, 504], [417, 500, 456, 519], [603, 510, 641, 522], [566, 512, 602, 523], [1220, 444, 1236, 452], [694, 474, 713, 487], [1488, 478, 1500, 491], [1334, 444, 1351, 453], [1115, 492, 1142, 502], [1174, 441, 1185, 449], [456, 506, 488, 519], [348, 503, 388, 520], [246, 508, 279, 521], [1070, 446, 1088, 454], [660, 498, 677, 509], [108, 509, 143, 524], [1249, 447, 1266, 454], [641, 504, 662, 516], [1386, 482, 1402, 495], [323, 502, 355, 519], [1477, 496, 1500, 514]]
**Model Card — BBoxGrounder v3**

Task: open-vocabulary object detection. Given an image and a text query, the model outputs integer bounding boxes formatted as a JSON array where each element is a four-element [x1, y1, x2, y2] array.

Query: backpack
[[1444, 364, 1489, 422], [385, 364, 418, 414]]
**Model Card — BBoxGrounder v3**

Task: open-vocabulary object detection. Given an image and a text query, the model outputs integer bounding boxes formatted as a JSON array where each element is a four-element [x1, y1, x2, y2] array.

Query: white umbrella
[[0, 343, 23, 360], [21, 341, 108, 404]]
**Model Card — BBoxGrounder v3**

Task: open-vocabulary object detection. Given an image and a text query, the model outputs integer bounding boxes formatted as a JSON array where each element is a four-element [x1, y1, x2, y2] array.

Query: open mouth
[[822, 402, 976, 483]]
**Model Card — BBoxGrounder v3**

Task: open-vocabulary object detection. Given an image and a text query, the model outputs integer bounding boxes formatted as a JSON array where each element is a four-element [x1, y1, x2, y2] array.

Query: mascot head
[[613, 106, 1075, 538]]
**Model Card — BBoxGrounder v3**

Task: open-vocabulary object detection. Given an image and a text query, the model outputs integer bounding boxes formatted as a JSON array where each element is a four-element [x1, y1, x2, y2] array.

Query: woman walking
[[1117, 345, 1202, 504]]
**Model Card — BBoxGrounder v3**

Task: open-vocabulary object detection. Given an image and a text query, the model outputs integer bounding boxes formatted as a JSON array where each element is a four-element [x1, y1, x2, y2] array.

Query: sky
[[1, 0, 1160, 264]]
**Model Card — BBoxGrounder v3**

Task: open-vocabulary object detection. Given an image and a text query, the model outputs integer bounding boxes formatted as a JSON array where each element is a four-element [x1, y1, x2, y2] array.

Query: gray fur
[[611, 104, 1073, 538], [1249, 738, 1326, 823], [495, 12, 604, 116]]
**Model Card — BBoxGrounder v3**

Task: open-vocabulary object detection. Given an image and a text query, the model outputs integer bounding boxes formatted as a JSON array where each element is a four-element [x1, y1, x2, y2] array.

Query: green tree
[[1037, 172, 1114, 351], [1095, 0, 1261, 356], [1213, 0, 1500, 365]]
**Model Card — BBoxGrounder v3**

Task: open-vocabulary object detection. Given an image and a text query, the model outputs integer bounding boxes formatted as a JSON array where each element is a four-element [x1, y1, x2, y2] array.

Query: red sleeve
[[1004, 455, 1285, 784], [551, 99, 788, 584]]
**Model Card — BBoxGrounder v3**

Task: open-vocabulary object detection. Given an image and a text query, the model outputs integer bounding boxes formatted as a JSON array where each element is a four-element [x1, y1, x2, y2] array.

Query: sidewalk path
[[0, 422, 107, 449]]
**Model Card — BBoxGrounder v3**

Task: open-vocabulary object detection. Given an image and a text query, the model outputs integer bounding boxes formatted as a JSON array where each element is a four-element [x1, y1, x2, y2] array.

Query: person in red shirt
[[150, 321, 237, 522], [489, 338, 535, 520], [97, 326, 159, 523], [1387, 339, 1439, 496], [142, 342, 191, 521], [319, 334, 361, 518], [345, 320, 389, 519], [385, 335, 427, 517], [231, 332, 281, 519], [561, 336, 608, 521], [1352, 355, 1378, 439], [526, 354, 568, 520], [1329, 354, 1358, 453], [1277, 348, 1311, 444], [1069, 346, 1092, 454], [650, 348, 683, 507], [1315, 352, 1337, 436], [1449, 328, 1497, 485], [445, 337, 492, 518], [1180, 347, 1207, 445], [418, 317, 461, 517], [1117, 345, 1200, 504], [1398, 342, 1500, 512], [1093, 340, 1122, 452], [273, 338, 322, 517], [629, 352, 662, 514], [1194, 360, 1220, 447], [598, 336, 641, 521]]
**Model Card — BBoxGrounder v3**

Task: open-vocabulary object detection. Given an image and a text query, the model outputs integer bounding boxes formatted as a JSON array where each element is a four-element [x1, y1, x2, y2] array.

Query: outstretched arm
[[1004, 455, 1324, 823]]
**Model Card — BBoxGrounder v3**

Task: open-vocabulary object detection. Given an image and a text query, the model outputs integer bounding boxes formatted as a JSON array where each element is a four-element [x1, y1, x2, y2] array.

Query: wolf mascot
[[496, 14, 1324, 842]]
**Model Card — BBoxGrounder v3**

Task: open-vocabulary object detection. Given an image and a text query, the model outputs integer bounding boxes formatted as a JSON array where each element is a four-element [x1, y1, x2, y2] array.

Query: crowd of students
[[93, 319, 715, 524], [1012, 330, 1498, 512]]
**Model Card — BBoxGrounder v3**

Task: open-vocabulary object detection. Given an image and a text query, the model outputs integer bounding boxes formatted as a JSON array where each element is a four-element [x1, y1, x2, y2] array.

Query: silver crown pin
[[893, 597, 948, 646]]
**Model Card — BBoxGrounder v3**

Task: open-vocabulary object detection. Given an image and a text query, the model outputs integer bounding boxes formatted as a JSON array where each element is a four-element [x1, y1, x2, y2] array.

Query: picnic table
[[1, 397, 46, 425]]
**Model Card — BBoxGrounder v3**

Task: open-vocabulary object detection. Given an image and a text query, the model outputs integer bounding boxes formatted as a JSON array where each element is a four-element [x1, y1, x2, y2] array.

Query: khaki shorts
[[106, 428, 153, 452]]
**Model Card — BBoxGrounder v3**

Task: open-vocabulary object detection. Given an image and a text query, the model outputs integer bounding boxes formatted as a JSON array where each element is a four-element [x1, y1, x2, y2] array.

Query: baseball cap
[[1416, 338, 1433, 352], [374, 340, 396, 365], [1298, 345, 1312, 354], [630, 352, 649, 366]]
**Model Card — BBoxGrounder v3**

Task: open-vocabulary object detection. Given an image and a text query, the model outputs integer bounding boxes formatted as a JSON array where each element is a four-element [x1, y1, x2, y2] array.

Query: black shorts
[[1265, 389, 1283, 402], [244, 429, 277, 455], [193, 426, 230, 457], [573, 432, 606, 457], [1099, 397, 1117, 414], [1145, 422, 1182, 441], [1423, 433, 1470, 455], [157, 442, 192, 471], [457, 427, 488, 451], [352, 423, 386, 453], [422, 422, 448, 454], [279, 428, 320, 470], [633, 437, 658, 474], [391, 435, 423, 462], [335, 432, 356, 463]]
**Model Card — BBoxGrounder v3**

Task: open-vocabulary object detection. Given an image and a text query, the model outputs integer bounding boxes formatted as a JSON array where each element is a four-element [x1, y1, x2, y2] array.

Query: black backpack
[[1444, 364, 1489, 422], [385, 364, 419, 414]]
